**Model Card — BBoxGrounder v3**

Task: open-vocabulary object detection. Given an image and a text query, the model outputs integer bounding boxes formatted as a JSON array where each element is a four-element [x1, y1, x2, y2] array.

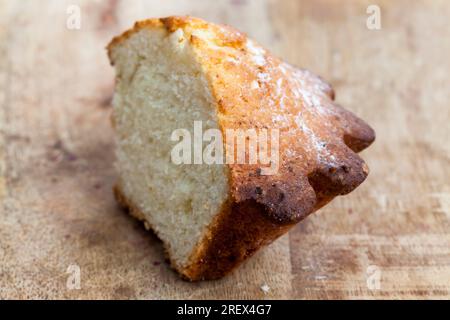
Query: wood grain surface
[[0, 0, 449, 299]]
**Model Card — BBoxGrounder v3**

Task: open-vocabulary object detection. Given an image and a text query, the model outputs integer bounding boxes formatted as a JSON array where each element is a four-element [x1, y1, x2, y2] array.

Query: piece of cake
[[107, 16, 375, 281]]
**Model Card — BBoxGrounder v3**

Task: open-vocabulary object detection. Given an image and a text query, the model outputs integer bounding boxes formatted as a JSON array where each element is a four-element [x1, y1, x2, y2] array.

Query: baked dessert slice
[[107, 16, 375, 281]]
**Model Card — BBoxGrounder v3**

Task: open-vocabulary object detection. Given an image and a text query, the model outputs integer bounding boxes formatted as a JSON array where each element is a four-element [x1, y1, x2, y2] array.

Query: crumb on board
[[260, 283, 270, 294]]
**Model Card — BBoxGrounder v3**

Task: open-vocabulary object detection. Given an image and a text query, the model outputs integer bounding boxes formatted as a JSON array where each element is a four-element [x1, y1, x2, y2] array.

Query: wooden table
[[0, 0, 449, 299]]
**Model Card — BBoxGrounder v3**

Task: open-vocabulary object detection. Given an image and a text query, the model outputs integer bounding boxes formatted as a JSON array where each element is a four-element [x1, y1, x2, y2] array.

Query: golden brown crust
[[108, 16, 375, 280], [182, 199, 294, 280]]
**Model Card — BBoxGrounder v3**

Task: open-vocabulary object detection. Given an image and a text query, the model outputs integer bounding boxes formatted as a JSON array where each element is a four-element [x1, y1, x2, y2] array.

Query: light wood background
[[0, 0, 449, 299]]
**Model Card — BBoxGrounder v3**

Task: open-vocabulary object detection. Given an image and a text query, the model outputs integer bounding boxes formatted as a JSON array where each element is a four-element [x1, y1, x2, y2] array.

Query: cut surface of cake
[[107, 16, 375, 280]]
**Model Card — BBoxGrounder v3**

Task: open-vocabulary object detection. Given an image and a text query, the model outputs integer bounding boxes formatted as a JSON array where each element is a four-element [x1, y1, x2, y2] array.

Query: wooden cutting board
[[1, 0, 449, 299]]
